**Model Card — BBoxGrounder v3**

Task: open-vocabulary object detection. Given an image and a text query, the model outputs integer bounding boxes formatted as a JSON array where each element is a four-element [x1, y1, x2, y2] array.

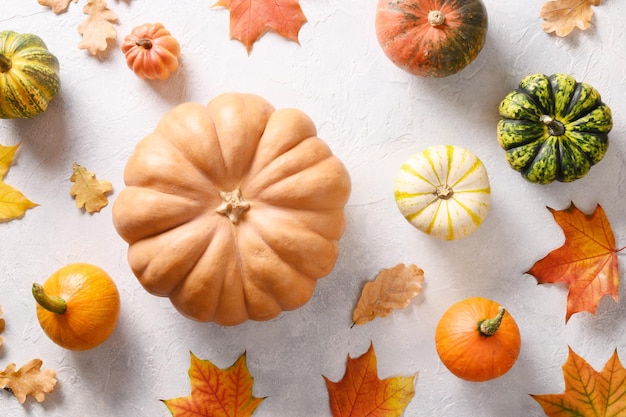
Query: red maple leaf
[[163, 352, 264, 417], [324, 343, 416, 417], [214, 0, 307, 54], [527, 203, 624, 322]]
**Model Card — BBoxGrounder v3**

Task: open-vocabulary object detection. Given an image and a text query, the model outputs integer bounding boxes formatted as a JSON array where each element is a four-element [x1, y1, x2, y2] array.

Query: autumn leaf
[[0, 359, 57, 404], [163, 351, 265, 417], [69, 162, 113, 213], [38, 0, 77, 13], [531, 346, 626, 416], [213, 0, 308, 54], [324, 343, 416, 417], [0, 143, 18, 180], [527, 203, 623, 322], [77, 0, 118, 55], [541, 0, 601, 37], [0, 306, 4, 347], [352, 264, 424, 326], [0, 144, 38, 222]]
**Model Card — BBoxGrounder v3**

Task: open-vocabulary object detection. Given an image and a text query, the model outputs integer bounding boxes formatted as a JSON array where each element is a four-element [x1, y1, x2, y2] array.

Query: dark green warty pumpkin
[[0, 31, 60, 119], [497, 73, 612, 184]]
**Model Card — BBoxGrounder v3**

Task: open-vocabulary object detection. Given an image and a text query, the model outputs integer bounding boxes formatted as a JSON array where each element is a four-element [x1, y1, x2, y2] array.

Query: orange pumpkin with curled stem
[[435, 297, 521, 381], [121, 23, 180, 80], [32, 263, 120, 351]]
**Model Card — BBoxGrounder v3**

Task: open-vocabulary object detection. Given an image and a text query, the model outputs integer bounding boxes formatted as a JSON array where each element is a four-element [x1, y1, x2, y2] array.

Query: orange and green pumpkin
[[375, 0, 488, 77], [497, 73, 612, 184], [0, 31, 60, 119]]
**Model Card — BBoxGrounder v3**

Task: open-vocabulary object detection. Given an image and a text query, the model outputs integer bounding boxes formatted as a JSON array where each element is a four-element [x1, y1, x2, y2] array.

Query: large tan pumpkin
[[112, 93, 351, 326]]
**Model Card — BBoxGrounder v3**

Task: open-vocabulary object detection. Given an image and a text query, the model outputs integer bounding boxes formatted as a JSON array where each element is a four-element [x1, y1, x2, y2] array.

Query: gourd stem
[[540, 115, 566, 136], [0, 53, 11, 73], [435, 184, 454, 200], [216, 189, 250, 224], [478, 307, 505, 336], [136, 39, 153, 49], [32, 283, 67, 315], [428, 10, 446, 27]]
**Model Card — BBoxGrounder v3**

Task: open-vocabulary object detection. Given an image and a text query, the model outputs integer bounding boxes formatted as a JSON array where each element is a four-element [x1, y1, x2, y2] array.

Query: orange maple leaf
[[213, 0, 307, 54], [527, 203, 624, 322], [531, 346, 626, 416], [163, 352, 265, 417], [324, 343, 416, 417]]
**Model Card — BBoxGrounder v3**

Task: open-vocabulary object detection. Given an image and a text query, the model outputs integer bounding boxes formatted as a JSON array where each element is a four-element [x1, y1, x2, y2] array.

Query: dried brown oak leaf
[[69, 162, 113, 213], [353, 264, 424, 326], [77, 0, 117, 54], [0, 359, 57, 404], [0, 306, 4, 347], [541, 0, 601, 37], [37, 0, 77, 13]]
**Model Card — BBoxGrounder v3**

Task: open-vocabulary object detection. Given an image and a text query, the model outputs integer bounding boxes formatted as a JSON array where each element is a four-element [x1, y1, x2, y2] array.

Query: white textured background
[[1, 1, 626, 416]]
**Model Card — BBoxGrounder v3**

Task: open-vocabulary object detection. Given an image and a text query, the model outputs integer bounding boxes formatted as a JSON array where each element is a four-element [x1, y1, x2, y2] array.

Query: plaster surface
[[1, 1, 626, 416]]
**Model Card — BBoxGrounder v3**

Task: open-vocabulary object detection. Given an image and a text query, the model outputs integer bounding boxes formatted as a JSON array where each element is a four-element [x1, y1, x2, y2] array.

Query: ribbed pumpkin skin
[[497, 73, 612, 184], [36, 263, 120, 351], [121, 23, 180, 81], [394, 145, 490, 240], [112, 93, 351, 326], [0, 31, 60, 119], [375, 0, 488, 77], [435, 297, 521, 382]]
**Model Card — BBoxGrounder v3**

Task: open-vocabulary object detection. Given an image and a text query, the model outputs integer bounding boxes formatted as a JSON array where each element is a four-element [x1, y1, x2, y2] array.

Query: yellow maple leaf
[[77, 0, 118, 55], [0, 144, 38, 222], [0, 143, 18, 180], [352, 264, 424, 326], [324, 343, 416, 417], [541, 0, 601, 37], [531, 346, 626, 416], [69, 163, 113, 213], [0, 359, 57, 404], [163, 351, 264, 417], [37, 0, 77, 13], [0, 183, 38, 221]]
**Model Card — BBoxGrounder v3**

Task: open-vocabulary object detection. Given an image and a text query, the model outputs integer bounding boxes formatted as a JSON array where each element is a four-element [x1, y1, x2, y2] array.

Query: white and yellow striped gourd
[[394, 145, 491, 240]]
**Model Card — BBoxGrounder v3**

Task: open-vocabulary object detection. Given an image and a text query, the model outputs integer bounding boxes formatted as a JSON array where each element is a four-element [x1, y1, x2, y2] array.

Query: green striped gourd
[[0, 31, 60, 119], [497, 73, 612, 184], [394, 145, 491, 240]]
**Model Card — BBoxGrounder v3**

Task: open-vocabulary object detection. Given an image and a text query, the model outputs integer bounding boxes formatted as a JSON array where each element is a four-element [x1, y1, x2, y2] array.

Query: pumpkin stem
[[0, 53, 11, 73], [478, 306, 505, 336], [540, 115, 566, 136], [32, 283, 67, 315], [428, 10, 446, 27], [216, 189, 250, 224], [136, 39, 153, 49], [435, 184, 454, 200]]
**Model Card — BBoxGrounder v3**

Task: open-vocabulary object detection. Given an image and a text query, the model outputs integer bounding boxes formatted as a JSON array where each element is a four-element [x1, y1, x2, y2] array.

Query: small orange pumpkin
[[32, 263, 120, 351], [121, 23, 180, 80], [435, 297, 521, 382]]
